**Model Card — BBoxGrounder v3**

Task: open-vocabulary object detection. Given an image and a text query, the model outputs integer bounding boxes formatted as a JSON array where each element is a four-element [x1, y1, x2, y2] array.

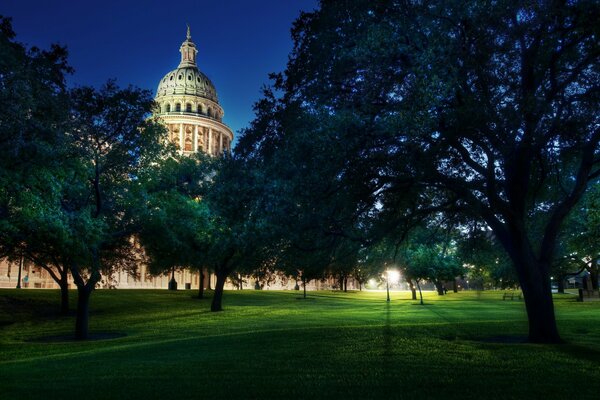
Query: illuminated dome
[[156, 67, 218, 104], [154, 26, 233, 155]]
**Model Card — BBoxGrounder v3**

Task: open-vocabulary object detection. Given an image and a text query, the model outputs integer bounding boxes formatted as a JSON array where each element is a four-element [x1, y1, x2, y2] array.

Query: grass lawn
[[0, 289, 599, 399]]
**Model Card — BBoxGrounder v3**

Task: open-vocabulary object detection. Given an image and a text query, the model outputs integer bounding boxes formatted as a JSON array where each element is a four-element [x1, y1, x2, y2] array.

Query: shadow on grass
[[554, 343, 600, 364], [27, 332, 127, 343]]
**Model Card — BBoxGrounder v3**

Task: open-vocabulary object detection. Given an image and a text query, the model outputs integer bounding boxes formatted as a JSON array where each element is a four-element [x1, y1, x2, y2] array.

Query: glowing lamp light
[[387, 270, 400, 284]]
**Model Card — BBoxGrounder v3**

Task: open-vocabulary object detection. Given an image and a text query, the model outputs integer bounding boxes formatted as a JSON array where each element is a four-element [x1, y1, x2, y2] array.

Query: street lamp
[[385, 269, 400, 302], [386, 271, 390, 302]]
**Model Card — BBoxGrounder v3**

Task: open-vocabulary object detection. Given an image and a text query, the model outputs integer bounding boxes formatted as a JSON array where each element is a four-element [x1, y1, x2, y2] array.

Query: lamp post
[[386, 270, 390, 302]]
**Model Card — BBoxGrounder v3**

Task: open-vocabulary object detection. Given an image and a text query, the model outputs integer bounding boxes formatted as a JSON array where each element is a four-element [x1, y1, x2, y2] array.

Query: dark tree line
[[232, 0, 600, 343]]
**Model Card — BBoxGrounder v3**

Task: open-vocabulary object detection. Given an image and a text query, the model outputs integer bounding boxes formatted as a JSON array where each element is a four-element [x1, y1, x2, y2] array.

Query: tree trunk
[[59, 270, 70, 315], [70, 257, 101, 341], [435, 281, 444, 295], [416, 280, 424, 305], [302, 275, 307, 299], [359, 281, 362, 291], [211, 272, 227, 312], [168, 266, 177, 290], [207, 272, 212, 290], [343, 276, 348, 292], [590, 265, 599, 291], [197, 269, 204, 299], [16, 255, 23, 289], [512, 254, 561, 343], [453, 279, 458, 293], [75, 285, 92, 340], [557, 275, 565, 294]]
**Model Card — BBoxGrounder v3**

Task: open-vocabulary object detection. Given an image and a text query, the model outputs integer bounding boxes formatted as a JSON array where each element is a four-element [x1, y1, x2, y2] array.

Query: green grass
[[1, 289, 599, 399]]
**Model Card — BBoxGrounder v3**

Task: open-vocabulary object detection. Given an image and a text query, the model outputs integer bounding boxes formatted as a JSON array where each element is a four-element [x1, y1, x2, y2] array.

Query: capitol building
[[0, 28, 351, 292], [156, 26, 233, 156]]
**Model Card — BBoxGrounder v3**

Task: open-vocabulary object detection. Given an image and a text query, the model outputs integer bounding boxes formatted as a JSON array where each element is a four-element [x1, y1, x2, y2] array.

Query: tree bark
[[590, 265, 599, 291], [434, 281, 444, 295], [197, 269, 204, 299], [59, 270, 69, 315], [512, 253, 561, 343], [557, 275, 565, 294], [416, 280, 424, 305], [302, 275, 307, 299], [207, 272, 212, 290], [70, 258, 101, 341], [343, 276, 348, 292], [484, 215, 563, 343], [75, 285, 92, 340], [211, 272, 227, 312], [16, 255, 23, 289], [453, 279, 458, 293]]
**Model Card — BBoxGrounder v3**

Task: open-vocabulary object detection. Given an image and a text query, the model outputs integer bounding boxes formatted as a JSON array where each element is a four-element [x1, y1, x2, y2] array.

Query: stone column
[[208, 128, 213, 156], [219, 131, 223, 154], [193, 125, 198, 152], [179, 123, 184, 151]]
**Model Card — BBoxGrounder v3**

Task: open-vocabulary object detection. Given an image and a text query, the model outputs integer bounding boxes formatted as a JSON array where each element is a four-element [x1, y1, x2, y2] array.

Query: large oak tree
[[241, 0, 599, 343]]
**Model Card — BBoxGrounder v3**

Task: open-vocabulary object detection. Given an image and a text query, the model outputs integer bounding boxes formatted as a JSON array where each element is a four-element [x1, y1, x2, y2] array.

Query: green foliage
[[138, 153, 213, 274], [238, 0, 600, 341]]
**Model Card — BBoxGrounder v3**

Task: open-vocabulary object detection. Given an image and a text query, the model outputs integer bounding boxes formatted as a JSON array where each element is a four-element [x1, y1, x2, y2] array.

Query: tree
[[63, 82, 166, 339], [0, 16, 74, 313], [138, 153, 213, 298], [256, 0, 599, 343], [202, 154, 269, 311]]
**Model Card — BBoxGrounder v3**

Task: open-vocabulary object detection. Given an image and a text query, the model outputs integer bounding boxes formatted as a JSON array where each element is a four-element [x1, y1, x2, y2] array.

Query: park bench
[[502, 292, 523, 300]]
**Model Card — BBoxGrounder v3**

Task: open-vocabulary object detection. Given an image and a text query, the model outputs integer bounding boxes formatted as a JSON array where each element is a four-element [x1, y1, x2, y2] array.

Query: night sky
[[1, 0, 318, 142]]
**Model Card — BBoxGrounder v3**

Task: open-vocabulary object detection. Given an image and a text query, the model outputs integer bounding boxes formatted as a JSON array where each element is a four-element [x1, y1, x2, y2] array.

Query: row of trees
[[227, 0, 600, 344], [0, 17, 239, 338], [2, 0, 598, 344]]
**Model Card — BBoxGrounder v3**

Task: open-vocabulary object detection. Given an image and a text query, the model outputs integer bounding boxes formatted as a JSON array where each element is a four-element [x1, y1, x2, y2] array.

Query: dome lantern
[[179, 24, 198, 68]]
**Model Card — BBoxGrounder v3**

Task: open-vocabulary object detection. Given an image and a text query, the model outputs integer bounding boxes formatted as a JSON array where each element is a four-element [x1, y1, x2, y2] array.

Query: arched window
[[186, 103, 192, 112], [197, 104, 202, 114], [175, 103, 181, 112], [165, 103, 171, 113]]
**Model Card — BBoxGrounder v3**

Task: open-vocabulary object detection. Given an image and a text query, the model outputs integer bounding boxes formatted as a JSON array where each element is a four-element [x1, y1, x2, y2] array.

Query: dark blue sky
[[1, 0, 318, 140]]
